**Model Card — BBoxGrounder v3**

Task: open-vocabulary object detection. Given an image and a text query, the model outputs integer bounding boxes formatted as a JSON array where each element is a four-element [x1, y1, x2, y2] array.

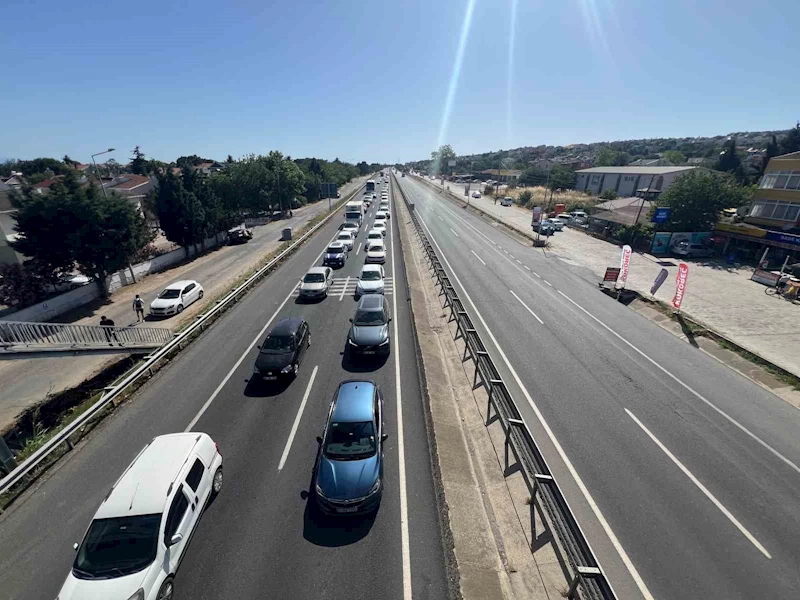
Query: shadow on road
[[300, 492, 377, 547], [340, 345, 389, 373], [243, 376, 293, 398]]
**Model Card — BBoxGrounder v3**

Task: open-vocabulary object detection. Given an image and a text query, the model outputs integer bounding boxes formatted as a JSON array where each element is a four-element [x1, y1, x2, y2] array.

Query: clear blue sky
[[2, 0, 798, 165]]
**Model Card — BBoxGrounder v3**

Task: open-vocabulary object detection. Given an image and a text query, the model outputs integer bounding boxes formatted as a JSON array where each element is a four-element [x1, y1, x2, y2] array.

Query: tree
[[596, 148, 630, 167], [663, 150, 685, 165], [153, 169, 208, 254], [548, 165, 576, 190], [518, 167, 548, 187], [716, 137, 744, 182], [484, 185, 495, 198], [600, 189, 618, 200], [431, 144, 456, 175], [357, 161, 370, 176], [63, 155, 79, 167], [658, 170, 749, 232], [779, 122, 800, 155], [0, 260, 56, 307], [517, 190, 533, 206], [10, 172, 153, 296], [131, 146, 148, 175]]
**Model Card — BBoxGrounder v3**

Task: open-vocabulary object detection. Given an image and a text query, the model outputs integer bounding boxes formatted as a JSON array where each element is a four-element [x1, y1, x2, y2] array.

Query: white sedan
[[372, 221, 387, 237], [150, 280, 204, 317], [471, 191, 481, 198], [375, 210, 389, 221], [356, 264, 385, 296], [336, 231, 356, 250], [366, 239, 386, 264]]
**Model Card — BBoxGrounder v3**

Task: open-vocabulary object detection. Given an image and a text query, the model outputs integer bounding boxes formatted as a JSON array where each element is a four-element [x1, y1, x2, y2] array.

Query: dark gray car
[[253, 317, 310, 380], [347, 295, 391, 356]]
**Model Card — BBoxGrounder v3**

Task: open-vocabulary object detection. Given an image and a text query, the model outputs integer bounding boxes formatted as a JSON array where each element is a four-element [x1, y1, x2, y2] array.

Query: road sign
[[603, 267, 621, 285], [652, 207, 671, 223], [531, 206, 542, 225], [618, 245, 632, 288], [650, 268, 669, 295], [321, 182, 337, 198], [671, 263, 689, 310]]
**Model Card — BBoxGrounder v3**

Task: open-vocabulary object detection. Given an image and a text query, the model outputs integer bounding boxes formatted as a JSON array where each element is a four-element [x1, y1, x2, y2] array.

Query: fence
[[0, 321, 172, 355], [392, 172, 616, 600]]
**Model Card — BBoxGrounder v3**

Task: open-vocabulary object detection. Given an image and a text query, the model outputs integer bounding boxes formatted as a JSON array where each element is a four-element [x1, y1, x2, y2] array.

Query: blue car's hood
[[317, 453, 380, 500]]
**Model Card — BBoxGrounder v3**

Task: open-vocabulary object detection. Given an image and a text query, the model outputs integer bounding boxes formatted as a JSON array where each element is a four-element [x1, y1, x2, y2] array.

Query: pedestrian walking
[[99, 315, 117, 346], [133, 294, 145, 322]]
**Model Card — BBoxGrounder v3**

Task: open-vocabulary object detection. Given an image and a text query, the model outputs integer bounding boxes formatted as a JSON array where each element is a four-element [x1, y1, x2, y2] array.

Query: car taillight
[[215, 442, 221, 456]]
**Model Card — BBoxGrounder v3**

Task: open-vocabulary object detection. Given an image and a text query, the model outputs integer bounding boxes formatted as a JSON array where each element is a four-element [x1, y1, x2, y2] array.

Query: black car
[[348, 295, 391, 356], [228, 228, 253, 244], [253, 317, 310, 380], [323, 242, 348, 268], [314, 380, 386, 516]]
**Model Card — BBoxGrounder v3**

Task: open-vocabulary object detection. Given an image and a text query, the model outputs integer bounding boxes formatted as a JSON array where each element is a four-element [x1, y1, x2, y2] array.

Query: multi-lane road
[[396, 173, 800, 600], [0, 177, 449, 599]]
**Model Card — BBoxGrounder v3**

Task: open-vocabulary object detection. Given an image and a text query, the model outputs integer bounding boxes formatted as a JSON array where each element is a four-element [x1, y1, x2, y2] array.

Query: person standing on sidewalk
[[133, 294, 145, 322]]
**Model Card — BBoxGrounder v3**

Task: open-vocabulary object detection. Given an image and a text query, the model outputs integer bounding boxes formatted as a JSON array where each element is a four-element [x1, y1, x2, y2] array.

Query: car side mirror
[[257, 344, 261, 349], [73, 542, 79, 551], [349, 318, 353, 323], [316, 436, 322, 444], [168, 533, 183, 547], [388, 317, 392, 322], [381, 433, 389, 442]]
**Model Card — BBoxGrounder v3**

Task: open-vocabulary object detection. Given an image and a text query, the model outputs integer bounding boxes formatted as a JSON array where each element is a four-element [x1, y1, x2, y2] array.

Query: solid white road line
[[278, 365, 319, 471], [391, 178, 412, 600], [470, 250, 487, 266], [509, 290, 543, 324], [415, 211, 649, 600], [625, 409, 772, 559], [356, 242, 362, 255], [339, 276, 350, 301], [533, 272, 541, 278], [450, 227, 459, 238], [544, 280, 552, 287], [558, 291, 800, 476]]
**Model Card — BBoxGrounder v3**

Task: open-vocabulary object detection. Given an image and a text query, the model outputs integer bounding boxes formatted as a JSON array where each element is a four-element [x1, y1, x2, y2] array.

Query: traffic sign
[[652, 207, 671, 223]]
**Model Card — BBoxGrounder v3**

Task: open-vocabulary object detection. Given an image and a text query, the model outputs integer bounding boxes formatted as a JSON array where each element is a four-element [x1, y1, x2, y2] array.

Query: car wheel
[[199, 290, 204, 299], [157, 577, 174, 600], [176, 304, 184, 314], [212, 466, 223, 496], [307, 333, 311, 347]]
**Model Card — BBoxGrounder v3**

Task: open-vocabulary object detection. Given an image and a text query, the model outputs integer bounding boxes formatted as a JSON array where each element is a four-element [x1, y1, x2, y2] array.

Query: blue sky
[[2, 0, 798, 165]]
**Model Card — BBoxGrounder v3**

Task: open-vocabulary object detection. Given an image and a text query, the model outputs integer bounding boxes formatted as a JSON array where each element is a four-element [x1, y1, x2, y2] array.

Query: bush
[[484, 185, 495, 197], [599, 189, 618, 200], [518, 190, 533, 206]]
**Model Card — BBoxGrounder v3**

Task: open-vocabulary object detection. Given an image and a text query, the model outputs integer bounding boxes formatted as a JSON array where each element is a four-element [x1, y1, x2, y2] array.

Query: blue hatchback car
[[314, 380, 386, 515]]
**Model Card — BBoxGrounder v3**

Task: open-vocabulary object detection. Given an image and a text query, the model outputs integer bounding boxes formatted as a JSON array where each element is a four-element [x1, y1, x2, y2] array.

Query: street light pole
[[91, 148, 116, 199]]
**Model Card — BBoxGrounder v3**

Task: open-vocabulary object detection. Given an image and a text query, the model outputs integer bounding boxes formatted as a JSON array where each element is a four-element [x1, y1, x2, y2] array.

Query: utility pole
[[91, 148, 115, 199]]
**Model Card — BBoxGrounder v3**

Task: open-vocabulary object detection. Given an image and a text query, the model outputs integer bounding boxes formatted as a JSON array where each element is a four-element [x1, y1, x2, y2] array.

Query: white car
[[299, 267, 333, 300], [500, 196, 513, 207], [366, 239, 386, 264], [58, 433, 223, 600], [373, 221, 387, 237], [366, 229, 383, 245], [150, 280, 204, 317], [356, 264, 385, 296], [375, 210, 388, 221], [549, 217, 565, 231], [341, 221, 359, 235], [336, 231, 356, 250], [471, 191, 481, 198], [379, 202, 389, 212]]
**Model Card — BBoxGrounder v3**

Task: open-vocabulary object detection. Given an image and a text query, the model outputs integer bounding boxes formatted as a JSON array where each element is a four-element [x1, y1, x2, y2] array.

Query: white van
[[58, 433, 223, 600]]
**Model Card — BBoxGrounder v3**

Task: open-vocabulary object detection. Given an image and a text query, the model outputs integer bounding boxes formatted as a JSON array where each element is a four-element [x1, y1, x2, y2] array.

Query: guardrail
[[0, 321, 173, 356], [0, 184, 363, 499], [392, 172, 616, 600]]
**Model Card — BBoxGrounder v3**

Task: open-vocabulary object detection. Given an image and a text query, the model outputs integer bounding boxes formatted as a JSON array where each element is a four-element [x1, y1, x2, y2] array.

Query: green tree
[[779, 122, 800, 155], [600, 188, 618, 200], [153, 169, 208, 254], [430, 144, 456, 175], [663, 150, 685, 164], [63, 155, 79, 167], [0, 260, 57, 307], [517, 190, 533, 206], [10, 172, 153, 295], [548, 165, 576, 190], [596, 148, 630, 166], [716, 137, 744, 182], [658, 170, 749, 232], [131, 146, 148, 175], [518, 167, 548, 186]]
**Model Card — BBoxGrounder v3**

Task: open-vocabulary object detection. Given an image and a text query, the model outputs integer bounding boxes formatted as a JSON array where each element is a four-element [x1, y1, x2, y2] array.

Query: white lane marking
[[625, 409, 772, 559], [516, 259, 522, 265], [509, 290, 543, 324], [186, 233, 341, 432], [391, 177, 412, 600], [509, 254, 515, 259], [470, 250, 487, 266], [524, 265, 531, 271], [356, 242, 362, 255], [438, 216, 444, 222], [415, 211, 649, 600], [339, 276, 350, 301], [449, 227, 460, 238], [544, 280, 552, 287], [533, 272, 541, 279], [557, 291, 800, 476], [278, 365, 319, 471]]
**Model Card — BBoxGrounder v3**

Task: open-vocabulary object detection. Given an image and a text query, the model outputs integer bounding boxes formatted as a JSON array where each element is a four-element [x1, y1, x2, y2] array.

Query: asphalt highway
[[396, 174, 800, 600], [0, 177, 449, 600]]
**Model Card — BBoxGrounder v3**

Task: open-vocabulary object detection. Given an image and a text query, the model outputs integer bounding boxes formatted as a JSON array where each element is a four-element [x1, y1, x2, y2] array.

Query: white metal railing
[[0, 321, 173, 354]]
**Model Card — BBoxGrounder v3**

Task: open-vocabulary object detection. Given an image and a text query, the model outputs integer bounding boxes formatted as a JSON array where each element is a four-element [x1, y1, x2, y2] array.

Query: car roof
[[97, 433, 204, 518], [368, 229, 382, 235], [269, 316, 304, 336], [307, 266, 329, 275], [357, 295, 385, 310], [165, 280, 194, 290], [328, 241, 345, 248], [337, 231, 353, 237], [361, 264, 382, 273], [332, 381, 376, 423], [368, 239, 385, 248]]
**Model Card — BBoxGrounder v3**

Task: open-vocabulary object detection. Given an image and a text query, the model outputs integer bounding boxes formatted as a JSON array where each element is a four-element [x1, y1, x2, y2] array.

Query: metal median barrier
[[0, 183, 365, 499], [392, 172, 616, 600]]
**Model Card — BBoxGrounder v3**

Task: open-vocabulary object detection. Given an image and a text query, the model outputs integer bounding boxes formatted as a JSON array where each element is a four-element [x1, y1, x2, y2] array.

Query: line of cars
[[56, 179, 394, 600]]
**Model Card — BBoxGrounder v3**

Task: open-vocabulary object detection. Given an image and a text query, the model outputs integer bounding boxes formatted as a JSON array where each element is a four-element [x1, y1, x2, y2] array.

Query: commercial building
[[575, 166, 699, 199], [479, 169, 522, 183]]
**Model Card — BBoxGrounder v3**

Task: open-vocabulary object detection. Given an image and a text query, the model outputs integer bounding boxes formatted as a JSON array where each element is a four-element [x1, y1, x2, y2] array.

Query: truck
[[345, 200, 364, 226], [366, 179, 376, 193]]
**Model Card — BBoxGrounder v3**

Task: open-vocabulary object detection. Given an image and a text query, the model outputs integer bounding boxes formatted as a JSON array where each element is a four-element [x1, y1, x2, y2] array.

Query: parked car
[[365, 239, 386, 264], [323, 242, 348, 268], [150, 280, 204, 317], [228, 227, 253, 244], [299, 267, 334, 300], [253, 317, 310, 379], [500, 196, 513, 207], [58, 433, 223, 600], [313, 380, 386, 515], [471, 191, 481, 198], [356, 265, 385, 296], [336, 231, 356, 251], [348, 295, 391, 355], [549, 217, 565, 231], [673, 241, 714, 259], [53, 273, 91, 293], [535, 220, 555, 236]]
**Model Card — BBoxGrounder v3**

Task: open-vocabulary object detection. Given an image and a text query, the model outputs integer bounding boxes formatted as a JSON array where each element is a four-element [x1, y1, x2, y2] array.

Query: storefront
[[714, 222, 800, 269]]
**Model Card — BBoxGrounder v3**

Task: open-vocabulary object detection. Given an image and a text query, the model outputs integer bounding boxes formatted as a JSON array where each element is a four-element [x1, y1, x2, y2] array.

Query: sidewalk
[[0, 180, 364, 433], [419, 176, 800, 379]]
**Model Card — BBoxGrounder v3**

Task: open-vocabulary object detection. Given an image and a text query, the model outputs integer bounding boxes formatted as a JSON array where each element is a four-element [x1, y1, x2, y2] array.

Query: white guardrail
[[0, 184, 364, 497]]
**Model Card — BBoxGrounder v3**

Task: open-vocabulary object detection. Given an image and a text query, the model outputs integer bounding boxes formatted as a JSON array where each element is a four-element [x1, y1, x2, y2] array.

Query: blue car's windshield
[[325, 421, 376, 459]]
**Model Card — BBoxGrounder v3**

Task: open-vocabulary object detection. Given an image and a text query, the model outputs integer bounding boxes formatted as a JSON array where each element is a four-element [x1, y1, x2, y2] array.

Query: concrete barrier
[[2, 282, 102, 323]]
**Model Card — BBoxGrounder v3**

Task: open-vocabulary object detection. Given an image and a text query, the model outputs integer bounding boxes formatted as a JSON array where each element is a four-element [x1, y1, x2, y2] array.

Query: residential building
[[31, 176, 64, 195], [103, 174, 156, 213], [0, 209, 23, 266], [575, 166, 699, 198]]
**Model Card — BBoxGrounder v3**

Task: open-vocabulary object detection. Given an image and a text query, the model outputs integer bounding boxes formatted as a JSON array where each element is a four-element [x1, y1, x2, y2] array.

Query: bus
[[345, 200, 364, 226], [366, 179, 375, 193]]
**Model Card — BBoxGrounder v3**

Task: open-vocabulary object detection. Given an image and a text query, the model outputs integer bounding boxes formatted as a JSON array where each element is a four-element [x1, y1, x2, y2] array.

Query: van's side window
[[164, 486, 189, 543], [185, 459, 205, 492]]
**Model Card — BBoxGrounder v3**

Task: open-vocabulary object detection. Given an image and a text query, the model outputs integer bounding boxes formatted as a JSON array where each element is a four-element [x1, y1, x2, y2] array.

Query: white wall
[[3, 281, 102, 323]]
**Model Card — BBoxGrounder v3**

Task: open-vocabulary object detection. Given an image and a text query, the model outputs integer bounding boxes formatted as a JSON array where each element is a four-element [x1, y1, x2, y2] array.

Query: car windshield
[[73, 514, 160, 579], [361, 271, 382, 281], [304, 273, 325, 283], [354, 309, 387, 326], [325, 421, 376, 459], [261, 334, 295, 353], [368, 245, 384, 253], [158, 289, 181, 299], [327, 246, 343, 254]]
